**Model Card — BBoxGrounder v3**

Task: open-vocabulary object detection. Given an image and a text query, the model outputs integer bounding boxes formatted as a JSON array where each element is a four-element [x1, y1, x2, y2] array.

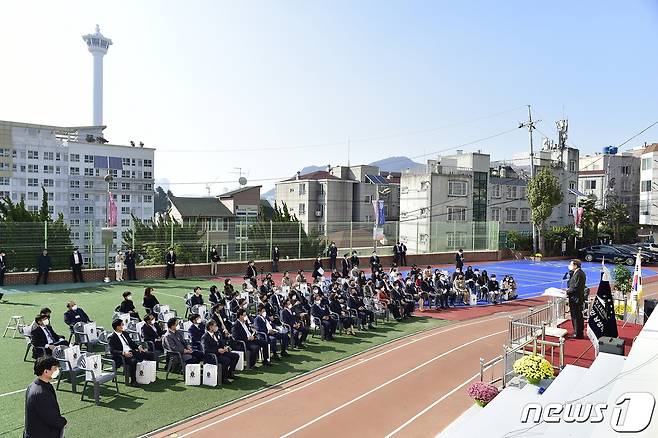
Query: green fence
[[0, 220, 499, 272]]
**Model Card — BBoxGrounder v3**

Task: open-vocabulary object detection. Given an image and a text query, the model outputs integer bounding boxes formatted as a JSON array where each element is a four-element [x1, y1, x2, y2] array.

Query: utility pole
[[520, 105, 538, 253]]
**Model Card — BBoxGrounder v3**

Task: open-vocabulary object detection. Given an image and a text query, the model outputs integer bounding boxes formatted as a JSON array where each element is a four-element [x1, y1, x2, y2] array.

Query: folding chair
[[53, 346, 85, 393], [79, 354, 119, 406], [163, 346, 185, 379], [72, 322, 102, 351], [22, 325, 46, 362]]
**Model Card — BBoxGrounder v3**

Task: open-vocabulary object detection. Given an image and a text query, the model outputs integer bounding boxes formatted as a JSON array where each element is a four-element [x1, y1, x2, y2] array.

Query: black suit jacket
[[341, 259, 350, 277], [246, 265, 257, 279], [69, 252, 83, 268], [201, 331, 228, 355], [119, 299, 136, 314], [231, 320, 254, 343], [30, 325, 63, 350], [64, 308, 91, 327], [272, 249, 280, 261], [328, 246, 338, 258], [37, 255, 52, 272], [142, 323, 164, 344], [24, 378, 67, 438], [108, 331, 139, 363], [166, 252, 177, 264], [567, 268, 586, 301]]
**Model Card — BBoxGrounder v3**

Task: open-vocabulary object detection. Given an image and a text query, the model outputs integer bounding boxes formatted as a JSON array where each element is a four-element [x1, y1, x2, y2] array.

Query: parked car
[[578, 245, 655, 265]]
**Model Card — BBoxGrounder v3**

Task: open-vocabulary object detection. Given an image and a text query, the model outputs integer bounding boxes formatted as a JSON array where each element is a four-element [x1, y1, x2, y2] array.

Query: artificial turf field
[[0, 278, 448, 438]]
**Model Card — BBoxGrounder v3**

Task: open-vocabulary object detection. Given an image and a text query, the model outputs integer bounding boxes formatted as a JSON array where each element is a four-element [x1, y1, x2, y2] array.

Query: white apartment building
[[0, 120, 155, 266], [579, 151, 640, 223], [639, 143, 658, 239]]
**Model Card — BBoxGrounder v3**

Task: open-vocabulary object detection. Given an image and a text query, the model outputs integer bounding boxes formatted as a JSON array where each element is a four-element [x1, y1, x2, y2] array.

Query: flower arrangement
[[466, 382, 499, 407], [513, 354, 554, 384], [614, 302, 635, 320]]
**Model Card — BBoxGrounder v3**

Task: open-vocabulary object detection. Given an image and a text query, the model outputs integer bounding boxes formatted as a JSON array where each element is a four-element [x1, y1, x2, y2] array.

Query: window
[[70, 154, 80, 162], [641, 180, 652, 192], [121, 219, 131, 227], [569, 203, 575, 216], [70, 181, 80, 189], [447, 206, 466, 221], [27, 191, 39, 200], [491, 184, 500, 198], [506, 208, 518, 223], [84, 181, 94, 189], [70, 167, 80, 175], [27, 150, 39, 159], [121, 194, 131, 203], [43, 151, 54, 160], [640, 200, 649, 216], [109, 181, 118, 190], [121, 207, 131, 214], [506, 185, 518, 198], [0, 177, 8, 185], [27, 205, 39, 212], [70, 206, 80, 214], [364, 195, 372, 203], [518, 186, 526, 199], [641, 157, 651, 171], [143, 194, 152, 203], [299, 183, 306, 195], [84, 206, 94, 214], [448, 180, 467, 196], [70, 219, 80, 227], [584, 180, 597, 190], [84, 155, 94, 163], [27, 178, 39, 187], [55, 166, 61, 174], [43, 165, 54, 174], [27, 164, 38, 173], [569, 160, 576, 172], [447, 232, 467, 248], [520, 209, 531, 223], [569, 181, 576, 190], [122, 170, 131, 178], [55, 153, 61, 161], [122, 157, 131, 166], [298, 203, 306, 215], [142, 171, 151, 179], [0, 163, 9, 171], [121, 182, 131, 190], [490, 208, 500, 221], [0, 148, 9, 157], [207, 217, 229, 231], [621, 165, 631, 175], [84, 168, 94, 177], [144, 183, 152, 191], [621, 179, 632, 191], [43, 179, 54, 187], [144, 159, 152, 167]]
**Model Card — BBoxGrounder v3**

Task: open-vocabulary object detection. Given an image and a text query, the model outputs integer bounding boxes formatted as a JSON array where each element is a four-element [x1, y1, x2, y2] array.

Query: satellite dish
[[238, 177, 248, 186]]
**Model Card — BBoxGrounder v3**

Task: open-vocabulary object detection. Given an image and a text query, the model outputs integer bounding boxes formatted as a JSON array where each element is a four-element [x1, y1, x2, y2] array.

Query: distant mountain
[[368, 156, 423, 172], [262, 187, 276, 202]]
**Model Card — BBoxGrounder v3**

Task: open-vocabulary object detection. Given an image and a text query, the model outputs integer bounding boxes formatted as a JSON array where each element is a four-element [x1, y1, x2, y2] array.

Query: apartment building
[[0, 120, 155, 266], [639, 143, 658, 238]]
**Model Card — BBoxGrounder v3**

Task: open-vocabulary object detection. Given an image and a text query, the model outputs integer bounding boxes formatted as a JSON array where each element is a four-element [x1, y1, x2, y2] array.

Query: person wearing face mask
[[254, 304, 289, 359], [348, 288, 375, 330], [209, 285, 222, 306], [118, 291, 140, 320], [163, 318, 204, 365], [69, 247, 84, 283], [328, 292, 356, 335], [246, 260, 258, 288], [30, 314, 69, 358], [64, 300, 92, 328], [311, 294, 337, 340], [187, 313, 205, 349], [201, 320, 239, 383], [210, 302, 231, 337], [231, 309, 271, 368], [141, 313, 165, 351], [142, 287, 159, 315], [24, 356, 67, 438], [189, 286, 204, 307], [566, 259, 586, 339], [108, 319, 155, 387], [281, 299, 308, 348], [165, 248, 177, 279]]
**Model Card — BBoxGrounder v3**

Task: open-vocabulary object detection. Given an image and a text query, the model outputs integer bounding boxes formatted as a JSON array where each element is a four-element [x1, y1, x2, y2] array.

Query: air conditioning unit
[[315, 210, 323, 217]]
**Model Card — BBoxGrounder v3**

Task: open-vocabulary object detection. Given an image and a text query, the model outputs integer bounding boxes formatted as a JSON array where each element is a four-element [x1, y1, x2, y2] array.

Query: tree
[[579, 198, 604, 245], [602, 202, 631, 243], [153, 186, 171, 215], [122, 214, 204, 265], [526, 168, 563, 254], [0, 192, 74, 271], [613, 263, 633, 297]]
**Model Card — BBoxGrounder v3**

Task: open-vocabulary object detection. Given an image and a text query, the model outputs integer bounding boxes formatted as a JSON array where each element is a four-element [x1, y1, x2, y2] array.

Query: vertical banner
[[108, 192, 118, 227], [572, 206, 584, 227], [372, 199, 385, 226], [631, 251, 643, 312]]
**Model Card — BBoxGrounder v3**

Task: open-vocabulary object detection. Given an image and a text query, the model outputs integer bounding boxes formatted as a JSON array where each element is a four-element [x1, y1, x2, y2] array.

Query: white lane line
[[0, 388, 25, 397], [279, 330, 507, 438], [384, 372, 480, 438], [156, 292, 186, 300], [172, 314, 513, 437]]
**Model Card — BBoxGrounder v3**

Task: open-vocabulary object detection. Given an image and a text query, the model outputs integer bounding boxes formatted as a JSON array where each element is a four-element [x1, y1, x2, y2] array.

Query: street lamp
[[102, 173, 114, 283]]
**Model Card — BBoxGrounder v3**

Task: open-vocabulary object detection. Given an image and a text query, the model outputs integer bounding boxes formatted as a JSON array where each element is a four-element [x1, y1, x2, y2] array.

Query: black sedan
[[578, 245, 654, 265]]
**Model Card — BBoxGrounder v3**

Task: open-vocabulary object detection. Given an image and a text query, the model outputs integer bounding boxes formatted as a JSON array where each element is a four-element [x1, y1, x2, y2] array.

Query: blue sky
[[1, 0, 657, 195]]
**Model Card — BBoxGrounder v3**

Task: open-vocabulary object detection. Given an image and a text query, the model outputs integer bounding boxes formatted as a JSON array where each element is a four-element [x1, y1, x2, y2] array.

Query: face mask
[[315, 300, 321, 305], [287, 305, 292, 309], [50, 368, 60, 379], [261, 312, 267, 317], [71, 305, 78, 311], [43, 319, 50, 326], [212, 326, 219, 333], [126, 296, 132, 301]]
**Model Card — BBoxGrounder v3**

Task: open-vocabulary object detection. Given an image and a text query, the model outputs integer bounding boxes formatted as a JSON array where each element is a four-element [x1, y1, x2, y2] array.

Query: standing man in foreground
[[24, 356, 67, 438], [566, 259, 586, 339]]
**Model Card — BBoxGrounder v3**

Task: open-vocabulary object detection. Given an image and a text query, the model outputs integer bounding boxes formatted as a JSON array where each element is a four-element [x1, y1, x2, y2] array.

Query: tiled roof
[[169, 195, 233, 218]]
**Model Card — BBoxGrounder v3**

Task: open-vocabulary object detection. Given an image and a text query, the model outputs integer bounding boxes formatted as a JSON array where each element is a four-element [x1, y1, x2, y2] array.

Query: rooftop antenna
[[238, 176, 248, 186], [347, 137, 351, 167]]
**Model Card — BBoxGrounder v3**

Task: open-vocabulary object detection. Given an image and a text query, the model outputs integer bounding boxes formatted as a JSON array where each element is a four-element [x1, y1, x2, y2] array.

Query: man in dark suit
[[311, 294, 337, 340], [35, 249, 52, 285], [165, 248, 177, 279], [231, 309, 271, 368], [125, 249, 137, 280], [64, 301, 92, 328], [210, 246, 220, 276], [399, 242, 407, 266], [0, 249, 6, 286], [69, 248, 84, 283], [162, 318, 204, 364], [348, 288, 374, 329], [108, 319, 155, 386], [201, 320, 239, 383], [393, 242, 401, 266], [350, 251, 360, 269], [246, 260, 258, 288], [327, 242, 338, 271], [30, 315, 69, 358], [369, 251, 381, 276], [341, 254, 351, 278], [24, 356, 67, 438], [254, 304, 289, 359], [271, 247, 280, 273], [282, 299, 308, 348], [455, 248, 465, 270], [566, 259, 587, 339]]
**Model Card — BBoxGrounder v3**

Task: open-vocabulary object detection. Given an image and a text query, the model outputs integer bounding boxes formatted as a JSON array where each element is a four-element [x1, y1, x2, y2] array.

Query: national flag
[[108, 192, 118, 227], [587, 261, 618, 355], [631, 251, 643, 311]]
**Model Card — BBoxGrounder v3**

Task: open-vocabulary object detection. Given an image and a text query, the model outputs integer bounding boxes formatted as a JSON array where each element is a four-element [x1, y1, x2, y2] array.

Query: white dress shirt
[[114, 331, 131, 353]]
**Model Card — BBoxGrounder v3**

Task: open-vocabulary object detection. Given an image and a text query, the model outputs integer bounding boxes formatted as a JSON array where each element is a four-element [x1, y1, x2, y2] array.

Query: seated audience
[[108, 319, 155, 387], [201, 320, 239, 384], [31, 314, 69, 358], [64, 301, 92, 327], [162, 318, 204, 365], [118, 291, 140, 320]]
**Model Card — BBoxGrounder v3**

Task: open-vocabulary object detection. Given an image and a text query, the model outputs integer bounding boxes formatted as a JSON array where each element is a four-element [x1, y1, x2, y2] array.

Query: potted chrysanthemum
[[466, 382, 499, 407], [513, 354, 554, 385]]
